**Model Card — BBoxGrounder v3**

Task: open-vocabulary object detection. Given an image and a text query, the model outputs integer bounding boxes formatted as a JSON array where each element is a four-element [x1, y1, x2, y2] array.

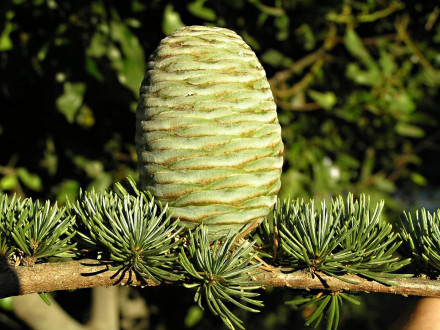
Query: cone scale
[[136, 26, 283, 239]]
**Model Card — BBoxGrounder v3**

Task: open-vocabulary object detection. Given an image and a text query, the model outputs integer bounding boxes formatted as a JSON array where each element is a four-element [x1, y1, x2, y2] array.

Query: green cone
[[136, 26, 283, 238]]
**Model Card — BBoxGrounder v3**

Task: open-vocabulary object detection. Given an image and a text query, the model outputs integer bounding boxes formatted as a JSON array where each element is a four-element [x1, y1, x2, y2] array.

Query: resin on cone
[[136, 26, 283, 239]]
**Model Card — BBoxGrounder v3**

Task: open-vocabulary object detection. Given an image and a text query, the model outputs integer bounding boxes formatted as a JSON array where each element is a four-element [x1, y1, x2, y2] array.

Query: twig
[[270, 25, 337, 99], [0, 259, 157, 298], [395, 14, 440, 83], [3, 259, 440, 298], [355, 33, 397, 45], [425, 7, 440, 31], [268, 49, 326, 86], [258, 269, 440, 298], [326, 1, 404, 24]]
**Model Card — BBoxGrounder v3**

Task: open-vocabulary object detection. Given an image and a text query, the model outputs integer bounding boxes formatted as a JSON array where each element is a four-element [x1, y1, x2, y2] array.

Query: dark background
[[1, 0, 439, 328]]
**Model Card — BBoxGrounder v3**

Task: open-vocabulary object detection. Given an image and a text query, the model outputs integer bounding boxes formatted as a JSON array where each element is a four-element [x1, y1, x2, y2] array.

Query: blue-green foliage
[[1, 1, 439, 328], [0, 194, 75, 263], [400, 208, 440, 276], [72, 188, 182, 283], [0, 185, 438, 330], [286, 292, 361, 330], [179, 226, 263, 330], [260, 194, 411, 282]]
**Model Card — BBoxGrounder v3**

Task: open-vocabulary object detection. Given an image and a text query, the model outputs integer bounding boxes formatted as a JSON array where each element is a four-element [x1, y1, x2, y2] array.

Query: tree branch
[[87, 287, 120, 330], [395, 14, 440, 83], [0, 259, 158, 298], [2, 259, 440, 299], [13, 293, 85, 330], [259, 269, 440, 298]]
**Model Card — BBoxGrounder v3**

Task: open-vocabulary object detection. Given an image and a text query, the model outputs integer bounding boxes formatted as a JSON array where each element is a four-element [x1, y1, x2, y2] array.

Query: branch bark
[[1, 259, 440, 298], [0, 259, 157, 298]]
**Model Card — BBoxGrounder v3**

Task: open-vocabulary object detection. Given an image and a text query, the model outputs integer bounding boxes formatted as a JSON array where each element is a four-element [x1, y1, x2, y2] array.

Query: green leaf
[[85, 57, 104, 82], [308, 90, 337, 110], [344, 27, 378, 70], [72, 156, 104, 178], [379, 46, 396, 77], [36, 42, 50, 62], [184, 305, 204, 328], [55, 82, 86, 123], [395, 123, 425, 138], [410, 172, 427, 186], [76, 104, 95, 128], [0, 21, 13, 51], [87, 31, 108, 58], [187, 0, 217, 21], [0, 297, 13, 311], [124, 18, 142, 28], [240, 31, 261, 51], [109, 19, 145, 96], [346, 63, 380, 86], [393, 92, 416, 114], [17, 168, 42, 191], [0, 175, 18, 191], [275, 15, 289, 41], [296, 23, 315, 51], [56, 180, 80, 204], [248, 0, 285, 17], [38, 293, 51, 306], [261, 49, 293, 68], [88, 173, 113, 192], [162, 4, 185, 35]]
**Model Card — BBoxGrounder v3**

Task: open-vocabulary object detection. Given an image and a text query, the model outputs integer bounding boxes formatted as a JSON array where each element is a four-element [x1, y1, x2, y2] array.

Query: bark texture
[[2, 259, 440, 298]]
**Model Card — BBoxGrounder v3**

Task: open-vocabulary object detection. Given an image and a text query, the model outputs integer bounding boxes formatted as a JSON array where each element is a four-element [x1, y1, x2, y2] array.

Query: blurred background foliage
[[1, 0, 440, 329]]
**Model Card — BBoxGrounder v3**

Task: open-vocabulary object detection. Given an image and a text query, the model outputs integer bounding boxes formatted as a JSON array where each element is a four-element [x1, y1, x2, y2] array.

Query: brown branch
[[425, 7, 440, 31], [268, 49, 326, 87], [269, 24, 337, 99], [0, 259, 158, 298], [395, 14, 440, 83], [2, 259, 440, 299], [326, 1, 404, 24], [272, 56, 326, 98], [13, 294, 85, 330], [259, 269, 440, 298], [269, 30, 398, 89]]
